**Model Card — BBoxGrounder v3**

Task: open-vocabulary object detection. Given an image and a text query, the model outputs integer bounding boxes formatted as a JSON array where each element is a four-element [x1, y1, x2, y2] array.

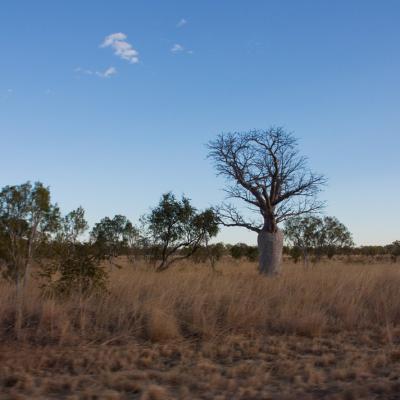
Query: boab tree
[[208, 127, 325, 275]]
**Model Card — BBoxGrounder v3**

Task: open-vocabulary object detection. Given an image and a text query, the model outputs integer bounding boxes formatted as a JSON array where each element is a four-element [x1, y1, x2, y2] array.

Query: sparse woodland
[[1, 128, 400, 399]]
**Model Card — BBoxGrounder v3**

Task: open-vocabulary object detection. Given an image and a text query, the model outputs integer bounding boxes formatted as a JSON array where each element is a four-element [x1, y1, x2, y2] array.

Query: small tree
[[142, 192, 219, 271], [389, 241, 400, 262], [205, 242, 225, 271], [40, 207, 108, 296], [192, 242, 226, 271], [208, 128, 325, 275], [289, 246, 302, 263], [321, 216, 354, 259], [230, 243, 247, 260], [284, 215, 353, 264], [245, 245, 259, 262], [90, 215, 139, 264], [284, 216, 323, 265], [0, 182, 59, 336], [230, 243, 258, 261], [0, 182, 59, 286], [359, 246, 380, 258]]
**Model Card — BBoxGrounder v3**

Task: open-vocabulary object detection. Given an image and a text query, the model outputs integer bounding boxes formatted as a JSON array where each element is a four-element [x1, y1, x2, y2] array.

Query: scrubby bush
[[192, 242, 226, 268], [388, 241, 400, 262], [230, 243, 258, 262], [40, 207, 108, 296]]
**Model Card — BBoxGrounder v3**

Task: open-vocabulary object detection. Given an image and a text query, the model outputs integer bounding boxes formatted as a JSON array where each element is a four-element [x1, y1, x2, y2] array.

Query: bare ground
[[2, 331, 400, 399]]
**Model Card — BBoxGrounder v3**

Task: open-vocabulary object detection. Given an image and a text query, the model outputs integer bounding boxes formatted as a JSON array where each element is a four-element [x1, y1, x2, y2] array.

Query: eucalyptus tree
[[208, 127, 325, 275], [91, 215, 139, 263], [284, 215, 354, 264], [143, 192, 219, 271], [0, 181, 59, 336], [320, 216, 354, 258], [0, 182, 59, 287], [284, 216, 323, 265]]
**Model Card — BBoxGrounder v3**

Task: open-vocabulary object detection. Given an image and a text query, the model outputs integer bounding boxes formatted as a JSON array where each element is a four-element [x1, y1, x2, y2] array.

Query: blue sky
[[1, 0, 399, 245]]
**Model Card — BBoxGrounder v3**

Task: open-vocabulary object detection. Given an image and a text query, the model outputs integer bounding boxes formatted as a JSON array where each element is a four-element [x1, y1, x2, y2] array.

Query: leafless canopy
[[207, 128, 326, 233]]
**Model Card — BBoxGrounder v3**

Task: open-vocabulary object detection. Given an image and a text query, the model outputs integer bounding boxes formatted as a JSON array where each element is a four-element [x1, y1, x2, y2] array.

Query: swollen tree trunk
[[257, 229, 284, 275]]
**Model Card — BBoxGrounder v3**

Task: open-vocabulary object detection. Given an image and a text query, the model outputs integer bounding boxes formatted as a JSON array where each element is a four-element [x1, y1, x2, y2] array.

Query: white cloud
[[101, 32, 139, 64], [171, 43, 184, 53], [75, 66, 117, 79], [101, 32, 126, 47], [177, 18, 187, 28]]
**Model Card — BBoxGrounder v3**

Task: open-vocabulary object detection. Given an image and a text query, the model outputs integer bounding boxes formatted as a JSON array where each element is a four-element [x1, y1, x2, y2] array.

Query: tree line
[[1, 127, 398, 297], [1, 181, 397, 290], [0, 183, 220, 295]]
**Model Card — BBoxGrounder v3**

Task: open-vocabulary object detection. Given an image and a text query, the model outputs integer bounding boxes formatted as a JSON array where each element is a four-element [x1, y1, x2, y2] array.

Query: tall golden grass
[[1, 259, 399, 345]]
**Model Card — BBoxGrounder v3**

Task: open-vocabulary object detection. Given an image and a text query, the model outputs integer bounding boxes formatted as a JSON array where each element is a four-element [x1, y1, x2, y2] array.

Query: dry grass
[[2, 259, 400, 343], [1, 259, 400, 399]]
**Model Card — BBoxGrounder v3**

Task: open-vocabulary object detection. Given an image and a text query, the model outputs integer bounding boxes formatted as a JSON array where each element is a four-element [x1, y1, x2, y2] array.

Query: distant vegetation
[[0, 127, 398, 345], [0, 181, 397, 299]]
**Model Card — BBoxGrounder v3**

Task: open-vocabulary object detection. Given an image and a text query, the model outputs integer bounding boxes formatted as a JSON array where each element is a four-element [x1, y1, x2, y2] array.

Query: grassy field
[[1, 259, 400, 399]]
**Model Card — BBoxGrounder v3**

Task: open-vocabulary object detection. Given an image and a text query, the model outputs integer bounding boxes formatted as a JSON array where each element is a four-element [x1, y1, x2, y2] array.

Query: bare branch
[[215, 203, 262, 233], [208, 128, 326, 233]]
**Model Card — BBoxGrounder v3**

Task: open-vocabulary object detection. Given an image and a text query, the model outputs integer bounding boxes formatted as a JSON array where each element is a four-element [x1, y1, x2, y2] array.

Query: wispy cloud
[[177, 18, 187, 28], [0, 89, 14, 102], [170, 44, 194, 55], [75, 67, 93, 75], [171, 43, 184, 53], [97, 66, 117, 78], [1, 89, 13, 101], [75, 66, 117, 79], [101, 33, 139, 64]]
